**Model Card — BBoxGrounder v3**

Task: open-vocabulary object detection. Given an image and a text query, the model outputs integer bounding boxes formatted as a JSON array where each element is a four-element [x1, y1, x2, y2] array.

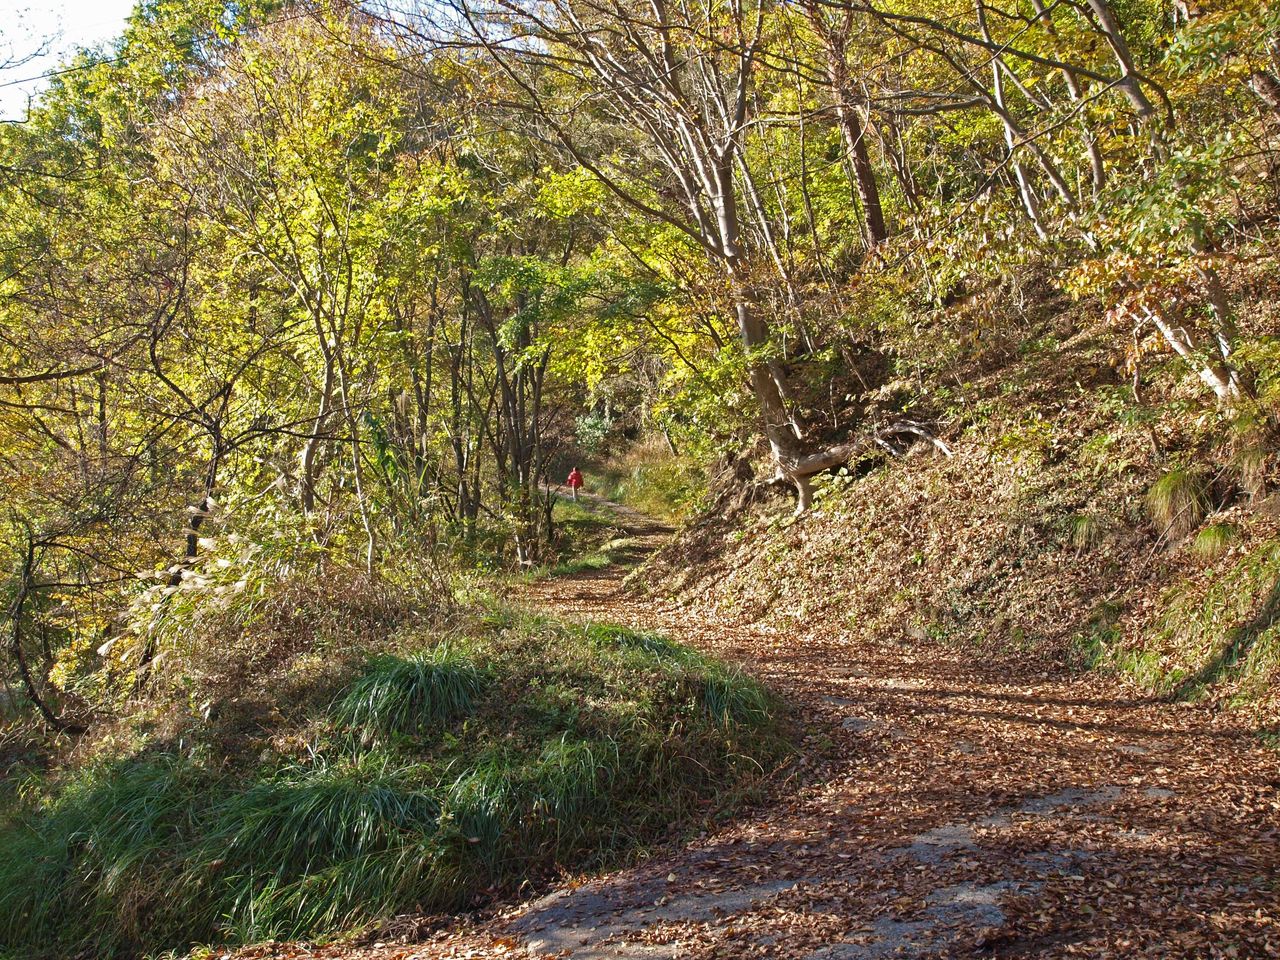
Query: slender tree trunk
[[1030, 0, 1106, 195], [979, 3, 1048, 237], [732, 278, 812, 503], [300, 343, 335, 515], [975, 0, 1076, 232], [8, 535, 84, 733], [1250, 37, 1280, 115], [835, 96, 889, 246], [1142, 306, 1241, 403], [1082, 0, 1160, 126], [875, 114, 922, 212], [808, 4, 888, 245]]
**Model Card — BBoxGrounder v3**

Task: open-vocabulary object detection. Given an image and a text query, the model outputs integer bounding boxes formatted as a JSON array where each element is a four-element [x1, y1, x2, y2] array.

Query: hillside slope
[[642, 249, 1280, 725]]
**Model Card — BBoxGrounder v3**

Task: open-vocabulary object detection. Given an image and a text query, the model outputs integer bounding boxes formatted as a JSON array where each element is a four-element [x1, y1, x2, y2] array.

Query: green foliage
[[586, 623, 692, 663], [574, 410, 614, 454], [0, 759, 197, 955], [191, 757, 446, 941], [1, 0, 1279, 949], [699, 667, 773, 729]]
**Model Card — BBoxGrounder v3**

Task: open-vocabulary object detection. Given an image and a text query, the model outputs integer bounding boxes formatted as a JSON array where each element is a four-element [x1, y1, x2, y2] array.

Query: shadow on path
[[409, 496, 1280, 959]]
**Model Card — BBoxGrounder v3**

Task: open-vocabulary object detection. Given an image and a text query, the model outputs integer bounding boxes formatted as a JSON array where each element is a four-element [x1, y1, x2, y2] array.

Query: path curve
[[320, 497, 1279, 960]]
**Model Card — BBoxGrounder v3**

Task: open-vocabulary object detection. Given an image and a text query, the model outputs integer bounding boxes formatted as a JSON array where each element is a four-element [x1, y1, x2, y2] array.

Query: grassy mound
[[0, 609, 787, 959], [1110, 529, 1280, 716]]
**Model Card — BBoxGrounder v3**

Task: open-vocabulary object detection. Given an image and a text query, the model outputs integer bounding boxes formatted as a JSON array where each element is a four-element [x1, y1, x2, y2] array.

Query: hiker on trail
[[567, 467, 584, 501]]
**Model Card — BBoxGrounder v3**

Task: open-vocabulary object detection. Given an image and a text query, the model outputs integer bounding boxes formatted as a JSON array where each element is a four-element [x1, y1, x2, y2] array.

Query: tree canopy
[[1, 0, 1277, 726]]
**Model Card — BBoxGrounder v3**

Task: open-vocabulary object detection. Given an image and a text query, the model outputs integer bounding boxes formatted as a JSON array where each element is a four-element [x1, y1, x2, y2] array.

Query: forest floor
[[238, 494, 1280, 960]]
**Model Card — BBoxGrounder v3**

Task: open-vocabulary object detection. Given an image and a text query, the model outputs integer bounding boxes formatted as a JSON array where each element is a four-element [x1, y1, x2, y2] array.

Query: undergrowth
[[529, 496, 646, 579], [1125, 538, 1280, 711], [0, 608, 788, 959], [586, 436, 704, 522]]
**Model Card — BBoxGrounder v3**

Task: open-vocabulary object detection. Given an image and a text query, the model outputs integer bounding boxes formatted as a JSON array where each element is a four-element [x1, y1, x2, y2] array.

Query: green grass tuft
[[192, 757, 445, 942], [699, 668, 772, 728], [333, 644, 488, 740], [0, 759, 197, 956], [1066, 513, 1109, 551], [1191, 522, 1239, 560], [1145, 467, 1208, 540]]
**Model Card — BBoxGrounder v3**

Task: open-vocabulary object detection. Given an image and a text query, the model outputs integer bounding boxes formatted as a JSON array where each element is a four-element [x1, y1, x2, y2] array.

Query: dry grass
[[1145, 468, 1209, 541]]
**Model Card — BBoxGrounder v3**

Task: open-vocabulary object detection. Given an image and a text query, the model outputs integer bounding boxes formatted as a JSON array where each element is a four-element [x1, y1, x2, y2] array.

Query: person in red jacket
[[566, 466, 584, 500]]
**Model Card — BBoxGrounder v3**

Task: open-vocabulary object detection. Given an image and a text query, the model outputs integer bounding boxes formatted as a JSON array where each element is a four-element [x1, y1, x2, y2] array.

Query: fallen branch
[[778, 418, 953, 512]]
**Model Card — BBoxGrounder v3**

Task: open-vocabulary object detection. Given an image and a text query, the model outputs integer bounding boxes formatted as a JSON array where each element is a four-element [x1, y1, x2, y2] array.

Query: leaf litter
[[229, 502, 1280, 960]]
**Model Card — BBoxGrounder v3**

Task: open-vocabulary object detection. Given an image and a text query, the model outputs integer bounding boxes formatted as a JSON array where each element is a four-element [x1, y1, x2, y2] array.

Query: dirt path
[[314, 498, 1279, 960]]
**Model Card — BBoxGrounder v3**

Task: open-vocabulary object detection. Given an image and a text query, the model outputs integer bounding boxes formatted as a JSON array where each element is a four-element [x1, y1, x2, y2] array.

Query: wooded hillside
[[1, 0, 1278, 955]]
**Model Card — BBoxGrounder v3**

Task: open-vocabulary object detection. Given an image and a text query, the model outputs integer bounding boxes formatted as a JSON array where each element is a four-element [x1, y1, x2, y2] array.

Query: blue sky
[[0, 0, 136, 120]]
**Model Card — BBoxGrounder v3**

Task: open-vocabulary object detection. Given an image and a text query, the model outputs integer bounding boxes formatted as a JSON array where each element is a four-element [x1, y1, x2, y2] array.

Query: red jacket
[[567, 469, 583, 489]]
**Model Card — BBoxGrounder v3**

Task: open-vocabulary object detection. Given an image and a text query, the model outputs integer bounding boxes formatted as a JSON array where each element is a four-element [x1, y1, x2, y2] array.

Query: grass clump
[[334, 644, 488, 740], [192, 757, 447, 942], [1190, 522, 1239, 560], [1066, 513, 1110, 552], [586, 624, 769, 728], [700, 666, 773, 728], [0, 611, 789, 960], [0, 762, 182, 952], [1145, 467, 1208, 540], [585, 622, 692, 662]]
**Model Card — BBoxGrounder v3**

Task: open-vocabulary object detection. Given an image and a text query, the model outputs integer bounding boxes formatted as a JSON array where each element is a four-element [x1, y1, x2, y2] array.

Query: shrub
[[574, 410, 614, 454]]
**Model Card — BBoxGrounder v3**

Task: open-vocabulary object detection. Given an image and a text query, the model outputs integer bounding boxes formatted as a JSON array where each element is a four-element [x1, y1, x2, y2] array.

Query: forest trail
[[337, 496, 1279, 960]]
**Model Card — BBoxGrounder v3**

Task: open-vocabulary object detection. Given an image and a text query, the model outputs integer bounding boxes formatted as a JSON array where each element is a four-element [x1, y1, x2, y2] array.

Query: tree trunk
[[299, 344, 335, 515], [1250, 69, 1280, 115], [808, 4, 888, 245], [1143, 306, 1241, 403], [1082, 0, 1160, 126], [8, 535, 84, 733], [835, 97, 889, 246], [1030, 0, 1106, 195]]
